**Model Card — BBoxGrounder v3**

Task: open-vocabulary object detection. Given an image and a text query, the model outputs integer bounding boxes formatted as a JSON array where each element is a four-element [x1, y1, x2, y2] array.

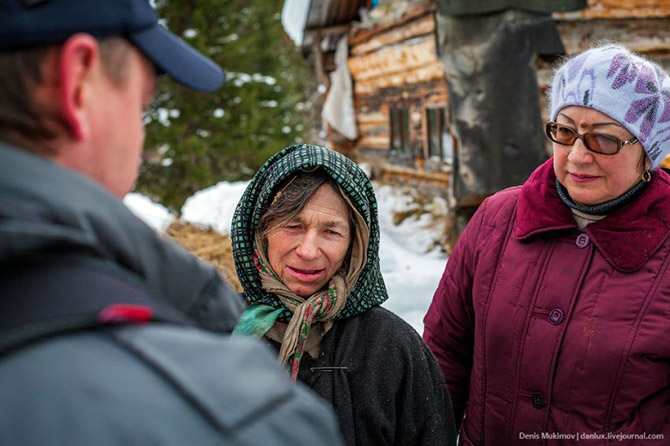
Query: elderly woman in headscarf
[[231, 144, 456, 446], [424, 44, 670, 445]]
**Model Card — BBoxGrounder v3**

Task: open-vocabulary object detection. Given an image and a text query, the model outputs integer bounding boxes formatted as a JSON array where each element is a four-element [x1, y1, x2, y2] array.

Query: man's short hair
[[0, 37, 132, 153]]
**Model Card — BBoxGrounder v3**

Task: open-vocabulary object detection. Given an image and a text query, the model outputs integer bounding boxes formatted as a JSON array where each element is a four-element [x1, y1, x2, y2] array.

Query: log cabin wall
[[326, 0, 670, 186], [308, 0, 670, 250], [344, 4, 450, 188]]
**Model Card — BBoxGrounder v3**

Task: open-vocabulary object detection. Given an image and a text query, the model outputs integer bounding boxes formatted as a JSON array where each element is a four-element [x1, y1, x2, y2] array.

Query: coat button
[[531, 392, 546, 409], [548, 308, 564, 325], [576, 233, 590, 248]]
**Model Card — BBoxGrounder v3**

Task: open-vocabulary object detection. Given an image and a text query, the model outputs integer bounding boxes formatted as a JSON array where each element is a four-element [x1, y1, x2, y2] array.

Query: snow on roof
[[281, 0, 310, 46]]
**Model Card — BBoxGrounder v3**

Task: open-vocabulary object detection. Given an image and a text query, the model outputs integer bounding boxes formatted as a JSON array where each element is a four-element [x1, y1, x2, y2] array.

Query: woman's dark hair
[[257, 168, 354, 243]]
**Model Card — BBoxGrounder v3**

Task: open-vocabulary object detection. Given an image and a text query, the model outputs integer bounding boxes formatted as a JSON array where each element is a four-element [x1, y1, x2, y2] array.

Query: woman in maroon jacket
[[424, 44, 670, 445]]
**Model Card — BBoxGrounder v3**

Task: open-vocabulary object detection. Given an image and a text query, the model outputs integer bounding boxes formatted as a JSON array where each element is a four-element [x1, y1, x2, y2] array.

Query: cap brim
[[129, 25, 224, 93]]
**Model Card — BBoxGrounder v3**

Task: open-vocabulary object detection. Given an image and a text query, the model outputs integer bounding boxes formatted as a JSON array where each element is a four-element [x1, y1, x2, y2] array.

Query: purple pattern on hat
[[578, 69, 596, 106], [624, 66, 670, 144], [607, 53, 639, 89], [553, 68, 596, 111], [568, 52, 590, 82], [625, 96, 658, 143], [646, 138, 670, 163], [635, 65, 659, 94]]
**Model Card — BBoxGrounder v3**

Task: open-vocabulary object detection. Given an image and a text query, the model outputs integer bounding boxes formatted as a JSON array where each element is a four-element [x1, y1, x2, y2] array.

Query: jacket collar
[[516, 159, 670, 272], [0, 143, 242, 331]]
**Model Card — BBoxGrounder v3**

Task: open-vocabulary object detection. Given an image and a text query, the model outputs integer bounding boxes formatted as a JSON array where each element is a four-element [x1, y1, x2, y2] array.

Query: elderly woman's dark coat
[[232, 144, 456, 446]]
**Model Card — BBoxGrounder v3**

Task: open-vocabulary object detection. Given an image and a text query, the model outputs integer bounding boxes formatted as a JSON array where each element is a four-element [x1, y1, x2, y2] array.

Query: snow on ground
[[126, 180, 448, 335], [123, 193, 175, 232], [374, 184, 446, 335]]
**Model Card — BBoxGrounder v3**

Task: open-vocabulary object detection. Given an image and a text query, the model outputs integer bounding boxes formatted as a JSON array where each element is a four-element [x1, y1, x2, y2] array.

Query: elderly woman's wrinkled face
[[553, 106, 648, 206], [266, 184, 351, 297]]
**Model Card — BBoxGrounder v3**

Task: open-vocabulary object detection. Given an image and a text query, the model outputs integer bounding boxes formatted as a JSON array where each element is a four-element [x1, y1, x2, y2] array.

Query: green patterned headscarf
[[231, 145, 388, 354]]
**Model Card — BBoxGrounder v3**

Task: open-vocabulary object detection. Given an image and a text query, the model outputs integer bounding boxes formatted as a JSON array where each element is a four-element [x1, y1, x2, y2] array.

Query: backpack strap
[[0, 255, 192, 357]]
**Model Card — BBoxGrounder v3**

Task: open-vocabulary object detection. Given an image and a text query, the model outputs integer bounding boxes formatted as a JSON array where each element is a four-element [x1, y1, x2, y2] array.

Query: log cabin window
[[425, 106, 453, 164], [390, 105, 411, 156]]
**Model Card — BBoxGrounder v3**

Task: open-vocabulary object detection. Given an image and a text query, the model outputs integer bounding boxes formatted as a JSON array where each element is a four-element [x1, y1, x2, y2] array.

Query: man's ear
[[58, 33, 100, 141]]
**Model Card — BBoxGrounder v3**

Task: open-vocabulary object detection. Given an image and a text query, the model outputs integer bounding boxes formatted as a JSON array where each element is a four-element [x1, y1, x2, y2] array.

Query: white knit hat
[[550, 44, 670, 169]]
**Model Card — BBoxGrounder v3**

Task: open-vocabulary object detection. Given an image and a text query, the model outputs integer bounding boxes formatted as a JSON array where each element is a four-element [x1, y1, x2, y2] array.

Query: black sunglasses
[[545, 122, 639, 155]]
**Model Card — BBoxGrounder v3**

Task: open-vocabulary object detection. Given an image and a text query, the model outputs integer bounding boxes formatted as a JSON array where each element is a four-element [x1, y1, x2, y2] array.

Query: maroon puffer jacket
[[424, 159, 670, 445]]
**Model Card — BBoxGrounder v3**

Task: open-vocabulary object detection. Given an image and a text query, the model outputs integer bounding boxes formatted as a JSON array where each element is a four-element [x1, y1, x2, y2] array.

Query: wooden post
[[311, 30, 331, 91]]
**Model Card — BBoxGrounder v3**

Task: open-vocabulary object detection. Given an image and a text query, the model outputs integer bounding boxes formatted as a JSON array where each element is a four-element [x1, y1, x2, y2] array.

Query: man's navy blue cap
[[0, 0, 225, 92]]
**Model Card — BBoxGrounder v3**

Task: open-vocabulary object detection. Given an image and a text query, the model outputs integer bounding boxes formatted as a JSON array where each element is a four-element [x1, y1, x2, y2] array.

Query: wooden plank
[[349, 3, 433, 46], [311, 30, 330, 90], [601, 0, 670, 6], [349, 36, 439, 81], [555, 0, 670, 19], [358, 125, 388, 136], [304, 24, 351, 35], [421, 107, 429, 159], [358, 119, 388, 130], [356, 111, 388, 124], [358, 134, 390, 149], [424, 91, 449, 104], [378, 163, 450, 186], [350, 14, 435, 56], [555, 19, 670, 56], [353, 60, 446, 94], [358, 121, 388, 133]]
